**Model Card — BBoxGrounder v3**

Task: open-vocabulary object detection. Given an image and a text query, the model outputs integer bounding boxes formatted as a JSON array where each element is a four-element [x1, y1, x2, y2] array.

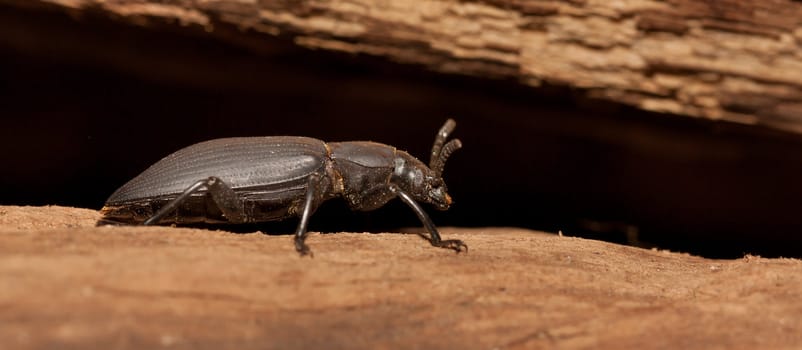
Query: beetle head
[[391, 119, 462, 210], [392, 152, 452, 210]]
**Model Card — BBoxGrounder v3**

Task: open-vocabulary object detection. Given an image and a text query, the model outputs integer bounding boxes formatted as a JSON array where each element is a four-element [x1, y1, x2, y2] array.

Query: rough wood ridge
[[8, 0, 802, 132]]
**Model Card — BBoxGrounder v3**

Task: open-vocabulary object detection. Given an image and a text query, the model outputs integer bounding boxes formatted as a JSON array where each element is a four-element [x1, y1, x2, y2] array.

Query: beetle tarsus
[[391, 185, 468, 253], [432, 239, 468, 253], [294, 236, 314, 257]]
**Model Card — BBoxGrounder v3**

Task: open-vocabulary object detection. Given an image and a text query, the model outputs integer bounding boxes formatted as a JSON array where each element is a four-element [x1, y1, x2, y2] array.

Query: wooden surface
[[1, 205, 801, 349], [5, 0, 802, 133]]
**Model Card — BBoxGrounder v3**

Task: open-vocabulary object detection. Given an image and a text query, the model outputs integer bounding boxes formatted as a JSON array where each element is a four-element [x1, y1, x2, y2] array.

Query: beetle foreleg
[[389, 186, 468, 253], [143, 176, 246, 225], [294, 173, 323, 257]]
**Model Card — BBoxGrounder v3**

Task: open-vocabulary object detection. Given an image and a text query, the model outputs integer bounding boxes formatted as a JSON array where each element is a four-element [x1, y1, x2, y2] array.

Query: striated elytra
[[101, 119, 466, 256]]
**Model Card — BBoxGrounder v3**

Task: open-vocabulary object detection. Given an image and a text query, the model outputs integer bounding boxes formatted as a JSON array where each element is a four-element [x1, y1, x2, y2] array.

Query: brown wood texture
[[6, 0, 802, 132], [2, 205, 802, 349]]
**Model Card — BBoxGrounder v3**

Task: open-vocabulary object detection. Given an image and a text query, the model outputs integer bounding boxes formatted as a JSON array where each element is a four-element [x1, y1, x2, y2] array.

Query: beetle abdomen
[[105, 136, 329, 205]]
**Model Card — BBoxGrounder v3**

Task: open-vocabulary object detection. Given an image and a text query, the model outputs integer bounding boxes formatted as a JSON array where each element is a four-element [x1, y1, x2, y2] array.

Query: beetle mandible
[[100, 119, 467, 256]]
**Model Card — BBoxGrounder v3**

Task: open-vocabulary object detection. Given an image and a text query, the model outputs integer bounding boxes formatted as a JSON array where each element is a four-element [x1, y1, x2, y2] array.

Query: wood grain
[[2, 205, 801, 349], [5, 0, 802, 132]]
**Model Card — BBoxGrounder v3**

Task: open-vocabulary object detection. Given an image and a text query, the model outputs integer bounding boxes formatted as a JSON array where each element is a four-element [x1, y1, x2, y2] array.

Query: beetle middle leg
[[294, 172, 325, 257], [143, 176, 247, 225], [390, 185, 468, 253]]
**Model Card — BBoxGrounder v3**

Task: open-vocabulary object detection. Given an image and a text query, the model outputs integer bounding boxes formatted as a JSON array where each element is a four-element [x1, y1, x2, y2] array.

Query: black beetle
[[100, 119, 466, 256]]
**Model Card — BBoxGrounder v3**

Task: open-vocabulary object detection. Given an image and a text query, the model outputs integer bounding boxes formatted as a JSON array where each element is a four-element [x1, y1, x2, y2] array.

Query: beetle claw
[[297, 247, 314, 258], [295, 239, 315, 258], [434, 239, 468, 254]]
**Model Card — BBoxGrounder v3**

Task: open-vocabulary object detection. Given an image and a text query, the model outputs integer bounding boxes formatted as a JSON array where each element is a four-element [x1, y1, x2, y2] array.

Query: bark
[[5, 0, 802, 133]]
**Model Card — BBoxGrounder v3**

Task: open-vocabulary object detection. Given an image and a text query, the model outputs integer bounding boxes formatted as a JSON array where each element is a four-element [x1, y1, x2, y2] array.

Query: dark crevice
[[2, 3, 802, 258]]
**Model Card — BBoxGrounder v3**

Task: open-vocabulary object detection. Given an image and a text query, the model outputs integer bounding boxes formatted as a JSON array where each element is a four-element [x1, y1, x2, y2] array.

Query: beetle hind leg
[[143, 176, 247, 225]]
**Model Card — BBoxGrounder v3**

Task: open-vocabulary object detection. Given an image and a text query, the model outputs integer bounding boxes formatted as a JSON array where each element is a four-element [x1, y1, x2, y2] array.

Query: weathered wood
[[4, 0, 802, 133], [2, 205, 802, 349]]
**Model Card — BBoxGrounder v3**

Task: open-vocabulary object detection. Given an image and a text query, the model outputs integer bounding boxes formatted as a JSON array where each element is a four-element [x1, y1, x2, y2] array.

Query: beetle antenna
[[432, 139, 462, 176], [430, 119, 457, 170]]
